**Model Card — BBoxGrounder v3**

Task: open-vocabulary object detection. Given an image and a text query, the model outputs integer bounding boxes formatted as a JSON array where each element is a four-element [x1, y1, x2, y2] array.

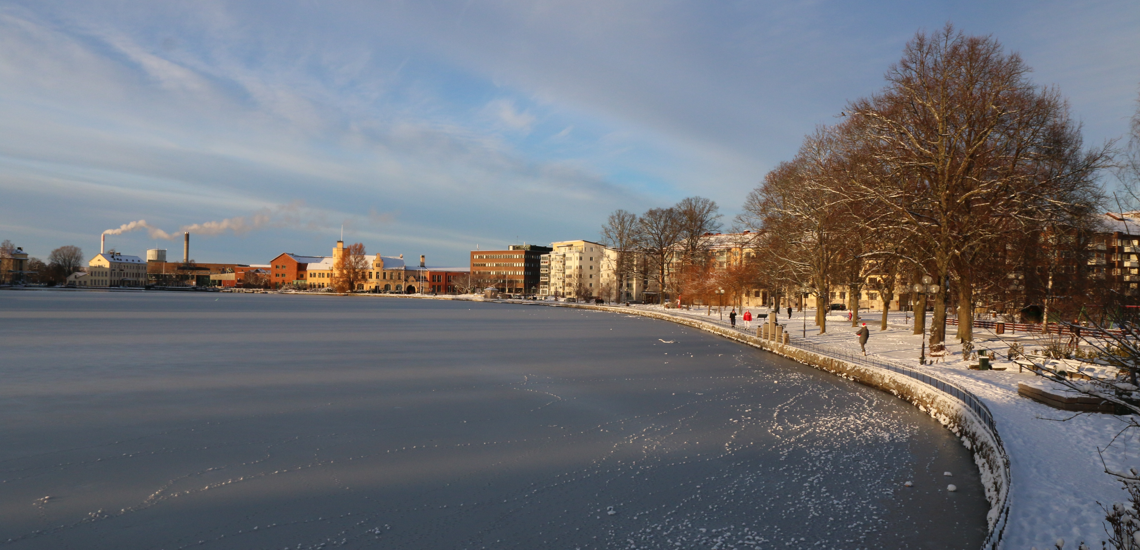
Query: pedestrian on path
[[787, 306, 792, 319], [743, 310, 752, 330], [856, 322, 869, 356], [847, 310, 853, 322], [729, 309, 737, 328]]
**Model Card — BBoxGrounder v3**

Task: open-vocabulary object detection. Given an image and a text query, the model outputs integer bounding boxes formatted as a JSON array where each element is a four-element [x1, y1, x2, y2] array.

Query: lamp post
[[800, 286, 810, 338], [914, 275, 932, 337], [914, 280, 927, 364], [717, 288, 725, 320]]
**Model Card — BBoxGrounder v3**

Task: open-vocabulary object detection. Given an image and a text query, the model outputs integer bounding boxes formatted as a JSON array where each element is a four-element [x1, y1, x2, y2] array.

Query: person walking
[[729, 308, 737, 328], [787, 306, 792, 319], [856, 322, 870, 356], [743, 310, 752, 330]]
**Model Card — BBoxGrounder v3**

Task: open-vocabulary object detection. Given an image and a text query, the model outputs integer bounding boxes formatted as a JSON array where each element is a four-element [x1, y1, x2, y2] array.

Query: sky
[[2, 1, 1139, 266]]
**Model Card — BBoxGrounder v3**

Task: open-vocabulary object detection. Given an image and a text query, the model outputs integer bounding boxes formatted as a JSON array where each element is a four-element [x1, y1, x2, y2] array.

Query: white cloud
[[487, 99, 537, 133]]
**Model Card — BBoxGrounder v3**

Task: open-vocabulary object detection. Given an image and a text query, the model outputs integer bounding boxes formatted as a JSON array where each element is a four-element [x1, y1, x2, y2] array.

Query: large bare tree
[[675, 196, 722, 270], [741, 127, 851, 334], [48, 245, 85, 280], [845, 24, 1107, 345], [639, 207, 683, 305], [600, 209, 643, 302]]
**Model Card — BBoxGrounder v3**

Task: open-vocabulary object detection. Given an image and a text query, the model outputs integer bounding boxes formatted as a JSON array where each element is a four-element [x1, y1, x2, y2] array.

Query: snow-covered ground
[[602, 302, 1140, 550]]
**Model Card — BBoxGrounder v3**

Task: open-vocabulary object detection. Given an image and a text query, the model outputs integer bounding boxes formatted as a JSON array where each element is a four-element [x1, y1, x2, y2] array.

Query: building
[[0, 245, 29, 284], [542, 240, 605, 299], [470, 244, 551, 295], [599, 247, 649, 302], [402, 255, 470, 294], [363, 253, 408, 292], [267, 252, 325, 288], [208, 266, 270, 288], [85, 252, 147, 287]]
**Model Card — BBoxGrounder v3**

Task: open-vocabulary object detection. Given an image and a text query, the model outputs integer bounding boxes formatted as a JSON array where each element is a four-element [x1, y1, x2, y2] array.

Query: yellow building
[[363, 253, 407, 292], [299, 241, 408, 292], [86, 252, 147, 287]]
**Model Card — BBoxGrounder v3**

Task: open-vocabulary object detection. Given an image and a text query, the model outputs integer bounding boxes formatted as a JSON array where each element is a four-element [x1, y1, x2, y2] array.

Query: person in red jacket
[[743, 310, 753, 330]]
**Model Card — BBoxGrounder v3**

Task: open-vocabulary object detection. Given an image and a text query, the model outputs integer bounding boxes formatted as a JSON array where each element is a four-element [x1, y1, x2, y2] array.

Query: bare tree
[[333, 243, 369, 293], [639, 207, 683, 305], [675, 196, 722, 274], [846, 24, 1108, 345], [741, 128, 851, 334], [600, 209, 643, 302], [48, 245, 85, 280]]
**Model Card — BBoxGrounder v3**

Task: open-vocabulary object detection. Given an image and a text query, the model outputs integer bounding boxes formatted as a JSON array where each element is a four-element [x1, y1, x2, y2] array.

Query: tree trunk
[[956, 272, 974, 342], [849, 284, 860, 326], [931, 272, 948, 346], [880, 287, 894, 331], [813, 276, 827, 334]]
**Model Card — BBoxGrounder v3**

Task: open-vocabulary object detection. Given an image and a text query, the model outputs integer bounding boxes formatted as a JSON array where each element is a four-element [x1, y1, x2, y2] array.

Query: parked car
[[829, 303, 845, 310]]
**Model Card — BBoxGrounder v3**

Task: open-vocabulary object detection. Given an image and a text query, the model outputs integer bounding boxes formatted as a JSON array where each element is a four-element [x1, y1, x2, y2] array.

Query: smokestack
[[420, 255, 425, 268], [183, 232, 189, 264], [101, 234, 105, 254]]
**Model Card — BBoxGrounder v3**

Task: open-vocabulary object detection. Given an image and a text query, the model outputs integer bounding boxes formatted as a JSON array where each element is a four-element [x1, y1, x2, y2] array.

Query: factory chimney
[[101, 234, 105, 254], [183, 232, 189, 264], [420, 255, 425, 268]]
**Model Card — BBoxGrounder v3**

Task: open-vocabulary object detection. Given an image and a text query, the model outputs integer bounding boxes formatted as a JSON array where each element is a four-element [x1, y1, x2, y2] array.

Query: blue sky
[[2, 1, 1138, 266]]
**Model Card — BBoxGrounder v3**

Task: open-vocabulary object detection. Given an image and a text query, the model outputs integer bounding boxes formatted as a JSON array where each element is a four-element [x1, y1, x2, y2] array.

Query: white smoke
[[102, 201, 393, 241], [102, 220, 175, 240]]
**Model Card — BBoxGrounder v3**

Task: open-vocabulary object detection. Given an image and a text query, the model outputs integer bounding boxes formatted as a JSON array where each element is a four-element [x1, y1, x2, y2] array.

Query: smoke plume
[[102, 201, 393, 241], [102, 220, 175, 240]]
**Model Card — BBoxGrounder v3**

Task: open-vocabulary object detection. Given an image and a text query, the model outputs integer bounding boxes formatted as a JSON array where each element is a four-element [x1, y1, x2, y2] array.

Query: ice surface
[[0, 292, 987, 549]]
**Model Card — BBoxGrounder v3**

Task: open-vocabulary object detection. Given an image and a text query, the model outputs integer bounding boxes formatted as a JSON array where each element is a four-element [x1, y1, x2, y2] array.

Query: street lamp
[[914, 275, 933, 364], [717, 288, 725, 320], [799, 286, 810, 338]]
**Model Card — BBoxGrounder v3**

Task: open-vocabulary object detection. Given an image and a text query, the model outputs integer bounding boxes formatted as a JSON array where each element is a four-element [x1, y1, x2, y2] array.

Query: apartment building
[[541, 240, 606, 298], [470, 244, 550, 295]]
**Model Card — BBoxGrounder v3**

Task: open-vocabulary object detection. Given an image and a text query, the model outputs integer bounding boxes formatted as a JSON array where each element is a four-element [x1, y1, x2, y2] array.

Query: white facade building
[[85, 252, 146, 287], [541, 240, 607, 299]]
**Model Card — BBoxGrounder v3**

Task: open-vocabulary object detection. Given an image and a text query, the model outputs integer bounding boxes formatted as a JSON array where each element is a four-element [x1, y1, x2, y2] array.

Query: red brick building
[[267, 253, 326, 288]]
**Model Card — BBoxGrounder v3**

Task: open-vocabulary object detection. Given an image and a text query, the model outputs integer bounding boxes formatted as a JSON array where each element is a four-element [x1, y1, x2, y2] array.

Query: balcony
[[1092, 243, 1108, 251], [1124, 275, 1140, 282], [1089, 258, 1106, 266], [1123, 261, 1140, 268]]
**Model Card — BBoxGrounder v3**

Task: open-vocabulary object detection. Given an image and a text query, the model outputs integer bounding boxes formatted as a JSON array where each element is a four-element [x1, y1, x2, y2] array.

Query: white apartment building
[[85, 252, 147, 287], [542, 240, 605, 299]]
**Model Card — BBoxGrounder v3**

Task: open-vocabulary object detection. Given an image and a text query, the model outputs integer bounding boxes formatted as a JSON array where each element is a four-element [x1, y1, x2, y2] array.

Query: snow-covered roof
[[304, 257, 336, 271], [424, 266, 469, 272], [696, 232, 762, 249], [378, 255, 405, 269], [93, 253, 144, 264], [284, 254, 328, 264], [1102, 213, 1140, 236]]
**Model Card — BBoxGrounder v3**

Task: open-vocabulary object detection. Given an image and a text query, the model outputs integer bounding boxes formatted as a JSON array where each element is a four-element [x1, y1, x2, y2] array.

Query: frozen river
[[0, 292, 987, 549]]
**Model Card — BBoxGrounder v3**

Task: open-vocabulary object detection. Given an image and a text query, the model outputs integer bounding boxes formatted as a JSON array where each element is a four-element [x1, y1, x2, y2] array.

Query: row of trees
[[601, 196, 725, 303], [739, 25, 1112, 345]]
